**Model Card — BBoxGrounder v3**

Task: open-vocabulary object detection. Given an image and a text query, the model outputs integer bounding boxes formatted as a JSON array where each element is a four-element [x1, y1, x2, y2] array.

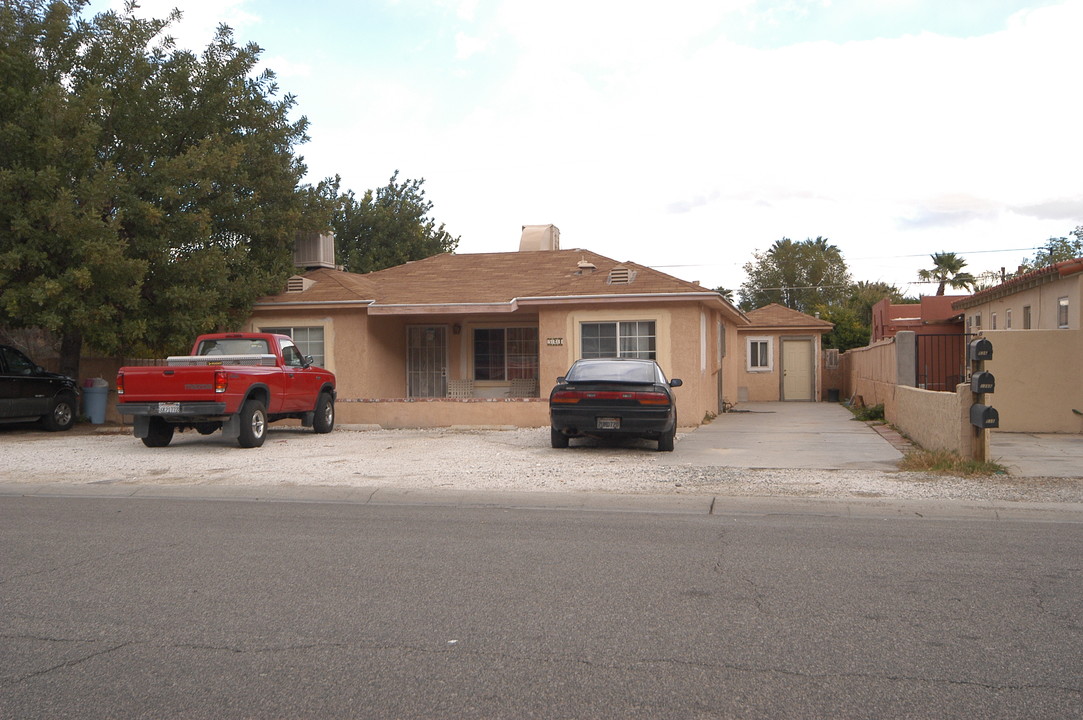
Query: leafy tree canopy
[[0, 0, 327, 376], [322, 172, 459, 274], [1018, 226, 1083, 272], [739, 237, 851, 313]]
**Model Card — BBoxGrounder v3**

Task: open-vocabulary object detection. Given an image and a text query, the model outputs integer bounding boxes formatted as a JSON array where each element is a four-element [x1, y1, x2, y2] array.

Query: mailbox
[[970, 404, 1000, 429], [968, 337, 993, 362], [971, 371, 995, 394]]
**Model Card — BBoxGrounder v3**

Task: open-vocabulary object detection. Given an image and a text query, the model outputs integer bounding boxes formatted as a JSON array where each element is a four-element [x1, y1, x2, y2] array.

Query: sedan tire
[[657, 425, 675, 452], [550, 426, 569, 449]]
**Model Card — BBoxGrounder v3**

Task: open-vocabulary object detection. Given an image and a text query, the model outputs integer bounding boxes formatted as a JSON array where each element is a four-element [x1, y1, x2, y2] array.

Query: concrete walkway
[[991, 432, 1083, 478], [662, 402, 904, 471]]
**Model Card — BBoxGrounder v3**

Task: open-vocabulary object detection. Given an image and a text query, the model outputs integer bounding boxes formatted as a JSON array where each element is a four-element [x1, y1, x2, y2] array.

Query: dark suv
[[0, 345, 79, 431]]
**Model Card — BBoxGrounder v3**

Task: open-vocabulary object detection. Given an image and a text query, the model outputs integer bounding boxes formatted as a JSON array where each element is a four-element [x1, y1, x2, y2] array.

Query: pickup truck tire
[[238, 400, 267, 448], [142, 418, 175, 448], [42, 393, 77, 432], [313, 393, 334, 434]]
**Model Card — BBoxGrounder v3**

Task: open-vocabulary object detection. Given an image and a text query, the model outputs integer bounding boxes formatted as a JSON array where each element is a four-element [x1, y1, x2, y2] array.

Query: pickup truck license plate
[[158, 402, 181, 414], [597, 417, 620, 430]]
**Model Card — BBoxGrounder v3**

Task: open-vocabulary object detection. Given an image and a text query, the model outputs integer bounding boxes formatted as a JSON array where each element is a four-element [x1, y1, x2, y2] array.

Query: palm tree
[[918, 252, 976, 295]]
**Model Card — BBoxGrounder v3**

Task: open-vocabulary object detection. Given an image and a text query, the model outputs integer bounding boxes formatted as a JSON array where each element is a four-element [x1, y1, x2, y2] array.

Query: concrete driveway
[[662, 402, 905, 471]]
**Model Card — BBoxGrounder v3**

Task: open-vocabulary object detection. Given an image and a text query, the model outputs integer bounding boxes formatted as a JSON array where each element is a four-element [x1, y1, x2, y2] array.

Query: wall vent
[[606, 266, 636, 285]]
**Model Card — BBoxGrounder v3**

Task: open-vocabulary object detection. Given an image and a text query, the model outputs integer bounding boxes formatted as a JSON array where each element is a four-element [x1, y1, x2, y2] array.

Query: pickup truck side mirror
[[303, 355, 314, 368]]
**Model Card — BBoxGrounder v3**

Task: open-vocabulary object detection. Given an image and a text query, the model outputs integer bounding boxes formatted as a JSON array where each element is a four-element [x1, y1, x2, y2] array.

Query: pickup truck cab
[[116, 332, 336, 448]]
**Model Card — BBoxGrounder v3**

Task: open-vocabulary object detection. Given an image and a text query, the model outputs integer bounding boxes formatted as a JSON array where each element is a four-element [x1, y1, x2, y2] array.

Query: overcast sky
[[91, 0, 1082, 297]]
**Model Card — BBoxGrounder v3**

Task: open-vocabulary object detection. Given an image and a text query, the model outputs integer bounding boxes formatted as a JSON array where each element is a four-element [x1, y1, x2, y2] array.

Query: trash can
[[827, 388, 841, 403], [82, 377, 109, 424]]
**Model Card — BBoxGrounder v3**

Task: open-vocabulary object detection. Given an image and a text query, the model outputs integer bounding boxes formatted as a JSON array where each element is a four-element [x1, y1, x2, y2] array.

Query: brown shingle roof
[[743, 303, 834, 331], [256, 250, 745, 320]]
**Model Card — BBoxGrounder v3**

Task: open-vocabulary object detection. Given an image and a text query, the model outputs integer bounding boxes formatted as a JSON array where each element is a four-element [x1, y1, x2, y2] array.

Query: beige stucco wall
[[961, 272, 1080, 331], [895, 384, 974, 457], [982, 329, 1083, 433], [842, 339, 899, 421], [736, 331, 824, 403], [248, 300, 732, 429]]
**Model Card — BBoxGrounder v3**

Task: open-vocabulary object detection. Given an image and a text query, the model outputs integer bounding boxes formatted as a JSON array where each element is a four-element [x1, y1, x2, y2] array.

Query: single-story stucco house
[[242, 228, 833, 428]]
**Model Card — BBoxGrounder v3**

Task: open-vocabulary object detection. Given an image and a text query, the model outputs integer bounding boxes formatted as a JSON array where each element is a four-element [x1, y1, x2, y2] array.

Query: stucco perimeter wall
[[895, 384, 974, 457], [336, 398, 549, 428], [843, 338, 899, 421], [983, 329, 1083, 433]]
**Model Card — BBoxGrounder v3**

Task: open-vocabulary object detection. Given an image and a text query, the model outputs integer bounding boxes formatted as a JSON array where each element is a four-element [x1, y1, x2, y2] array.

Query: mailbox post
[[968, 338, 997, 462]]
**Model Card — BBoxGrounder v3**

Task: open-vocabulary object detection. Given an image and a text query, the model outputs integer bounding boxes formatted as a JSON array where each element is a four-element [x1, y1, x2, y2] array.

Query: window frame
[[746, 336, 773, 372], [1058, 297, 1069, 329], [580, 320, 657, 360], [472, 326, 539, 382]]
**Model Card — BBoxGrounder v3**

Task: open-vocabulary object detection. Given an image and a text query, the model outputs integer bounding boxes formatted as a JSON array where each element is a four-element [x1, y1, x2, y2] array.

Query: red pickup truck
[[116, 332, 336, 448]]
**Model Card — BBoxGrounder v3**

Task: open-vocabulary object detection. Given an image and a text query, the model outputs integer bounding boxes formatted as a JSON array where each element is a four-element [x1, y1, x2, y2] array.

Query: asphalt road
[[2, 495, 1081, 719]]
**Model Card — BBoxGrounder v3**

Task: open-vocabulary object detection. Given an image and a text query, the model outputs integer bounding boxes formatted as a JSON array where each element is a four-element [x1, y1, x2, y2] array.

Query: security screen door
[[407, 326, 448, 398]]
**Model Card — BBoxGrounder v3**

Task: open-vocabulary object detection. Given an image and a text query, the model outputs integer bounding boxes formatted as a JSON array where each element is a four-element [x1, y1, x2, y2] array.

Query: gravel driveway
[[2, 424, 1081, 505]]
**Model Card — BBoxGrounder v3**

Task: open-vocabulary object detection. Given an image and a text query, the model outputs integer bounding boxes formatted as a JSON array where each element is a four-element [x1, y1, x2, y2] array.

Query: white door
[[407, 326, 448, 398], [782, 339, 814, 401]]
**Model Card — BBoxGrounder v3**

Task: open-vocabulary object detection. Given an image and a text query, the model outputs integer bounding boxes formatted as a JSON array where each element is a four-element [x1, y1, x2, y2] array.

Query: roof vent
[[519, 224, 560, 251], [606, 266, 636, 285], [576, 258, 597, 273], [286, 275, 315, 293]]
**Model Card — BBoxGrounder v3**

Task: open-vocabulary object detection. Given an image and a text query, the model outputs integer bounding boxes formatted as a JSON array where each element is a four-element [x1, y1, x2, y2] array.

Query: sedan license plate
[[158, 402, 181, 414], [597, 417, 621, 430]]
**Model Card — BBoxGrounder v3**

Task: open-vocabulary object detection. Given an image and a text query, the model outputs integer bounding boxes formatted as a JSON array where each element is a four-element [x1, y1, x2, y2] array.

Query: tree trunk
[[59, 331, 83, 380]]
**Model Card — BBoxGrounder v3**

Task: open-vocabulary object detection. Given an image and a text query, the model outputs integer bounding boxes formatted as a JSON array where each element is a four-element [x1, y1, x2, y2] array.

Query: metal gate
[[915, 333, 973, 392]]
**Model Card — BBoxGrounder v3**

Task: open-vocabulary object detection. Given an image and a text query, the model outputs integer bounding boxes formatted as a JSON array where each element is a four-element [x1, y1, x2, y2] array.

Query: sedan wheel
[[550, 427, 569, 449]]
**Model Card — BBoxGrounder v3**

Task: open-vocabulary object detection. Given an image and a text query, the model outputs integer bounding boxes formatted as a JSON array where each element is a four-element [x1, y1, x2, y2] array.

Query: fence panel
[[915, 334, 972, 392]]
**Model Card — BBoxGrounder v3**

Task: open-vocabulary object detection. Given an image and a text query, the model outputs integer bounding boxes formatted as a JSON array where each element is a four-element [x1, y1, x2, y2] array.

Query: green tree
[[1019, 226, 1083, 272], [739, 237, 851, 313], [0, 1, 324, 377], [917, 252, 975, 295], [817, 305, 868, 351], [713, 286, 736, 304], [325, 172, 459, 274], [847, 280, 907, 327]]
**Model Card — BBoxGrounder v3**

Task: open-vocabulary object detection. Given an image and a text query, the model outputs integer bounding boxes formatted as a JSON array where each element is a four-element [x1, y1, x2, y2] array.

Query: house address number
[[546, 338, 564, 346]]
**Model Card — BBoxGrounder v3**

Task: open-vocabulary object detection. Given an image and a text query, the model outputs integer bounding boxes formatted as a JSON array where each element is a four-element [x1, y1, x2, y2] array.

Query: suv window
[[1, 346, 36, 375]]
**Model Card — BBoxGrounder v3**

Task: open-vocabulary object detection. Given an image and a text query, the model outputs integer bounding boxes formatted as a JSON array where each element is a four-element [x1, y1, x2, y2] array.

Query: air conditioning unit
[[294, 232, 336, 269]]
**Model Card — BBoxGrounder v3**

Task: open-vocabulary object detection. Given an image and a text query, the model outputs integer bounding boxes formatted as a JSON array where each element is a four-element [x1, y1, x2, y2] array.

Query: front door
[[781, 339, 814, 401], [407, 326, 448, 398]]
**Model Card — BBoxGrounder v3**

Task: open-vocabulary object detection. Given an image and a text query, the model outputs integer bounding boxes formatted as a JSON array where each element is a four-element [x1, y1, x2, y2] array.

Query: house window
[[991, 312, 997, 330], [746, 336, 772, 372], [473, 327, 538, 381], [260, 326, 325, 366], [581, 321, 656, 359], [973, 313, 982, 331], [1005, 309, 1012, 329], [1023, 306, 1032, 329], [1059, 297, 1069, 329]]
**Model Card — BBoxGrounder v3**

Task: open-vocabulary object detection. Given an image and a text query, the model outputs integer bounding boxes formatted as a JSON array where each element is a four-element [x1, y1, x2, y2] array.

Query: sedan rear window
[[566, 360, 658, 384]]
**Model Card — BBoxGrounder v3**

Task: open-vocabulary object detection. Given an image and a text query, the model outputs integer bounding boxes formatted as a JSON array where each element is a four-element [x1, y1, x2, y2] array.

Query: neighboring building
[[871, 296, 966, 341], [735, 304, 834, 403], [952, 258, 1083, 433], [953, 258, 1083, 332], [246, 232, 754, 428]]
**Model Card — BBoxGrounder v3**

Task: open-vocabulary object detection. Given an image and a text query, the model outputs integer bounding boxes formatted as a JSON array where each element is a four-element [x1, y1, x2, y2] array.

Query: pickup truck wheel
[[313, 393, 334, 434], [238, 400, 267, 448], [142, 418, 175, 448], [42, 394, 76, 431]]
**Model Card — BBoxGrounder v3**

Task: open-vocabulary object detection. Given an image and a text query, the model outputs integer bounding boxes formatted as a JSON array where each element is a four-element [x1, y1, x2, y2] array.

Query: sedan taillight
[[552, 389, 670, 406]]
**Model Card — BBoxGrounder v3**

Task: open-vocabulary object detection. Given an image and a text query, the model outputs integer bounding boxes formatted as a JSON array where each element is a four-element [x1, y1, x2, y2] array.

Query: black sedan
[[0, 344, 79, 431], [549, 358, 682, 452]]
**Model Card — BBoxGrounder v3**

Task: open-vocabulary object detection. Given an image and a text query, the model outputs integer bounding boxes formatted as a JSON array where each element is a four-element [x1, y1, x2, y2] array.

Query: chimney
[[519, 224, 560, 251]]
